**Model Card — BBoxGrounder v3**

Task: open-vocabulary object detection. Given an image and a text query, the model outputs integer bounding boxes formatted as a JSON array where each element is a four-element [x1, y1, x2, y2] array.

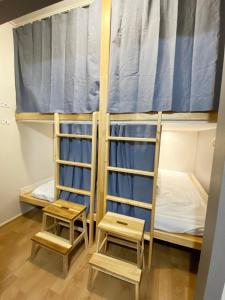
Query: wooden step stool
[[97, 212, 145, 268], [88, 253, 142, 300], [31, 199, 88, 276]]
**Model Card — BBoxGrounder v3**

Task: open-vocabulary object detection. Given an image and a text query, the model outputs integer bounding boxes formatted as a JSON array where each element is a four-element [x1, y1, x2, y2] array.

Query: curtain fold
[[59, 123, 92, 212], [14, 0, 101, 113], [107, 124, 157, 230], [108, 0, 222, 112]]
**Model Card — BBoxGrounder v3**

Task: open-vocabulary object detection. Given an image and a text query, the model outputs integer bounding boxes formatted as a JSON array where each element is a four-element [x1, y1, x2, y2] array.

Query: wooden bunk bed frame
[[19, 112, 98, 245], [18, 111, 215, 250], [16, 0, 218, 253]]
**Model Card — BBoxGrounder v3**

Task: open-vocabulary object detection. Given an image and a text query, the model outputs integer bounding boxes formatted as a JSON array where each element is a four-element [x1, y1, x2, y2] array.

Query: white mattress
[[155, 169, 208, 236], [31, 180, 55, 202]]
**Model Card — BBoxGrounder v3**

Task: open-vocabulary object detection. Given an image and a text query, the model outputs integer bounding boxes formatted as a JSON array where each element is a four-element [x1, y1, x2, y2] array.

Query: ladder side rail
[[54, 113, 60, 200], [148, 112, 162, 268], [103, 114, 110, 214], [89, 112, 98, 245]]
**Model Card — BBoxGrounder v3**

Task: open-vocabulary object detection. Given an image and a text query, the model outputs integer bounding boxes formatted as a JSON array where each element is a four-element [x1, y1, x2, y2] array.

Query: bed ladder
[[102, 112, 162, 268], [54, 112, 98, 245]]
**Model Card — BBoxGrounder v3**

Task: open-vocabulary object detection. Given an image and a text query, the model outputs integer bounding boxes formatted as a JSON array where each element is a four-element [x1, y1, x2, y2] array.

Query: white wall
[[194, 129, 216, 193], [0, 23, 54, 225], [159, 130, 198, 172]]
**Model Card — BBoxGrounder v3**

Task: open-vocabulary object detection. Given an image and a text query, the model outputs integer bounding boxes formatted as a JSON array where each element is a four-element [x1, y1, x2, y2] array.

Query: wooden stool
[[31, 199, 88, 276], [88, 253, 142, 300], [97, 212, 145, 268]]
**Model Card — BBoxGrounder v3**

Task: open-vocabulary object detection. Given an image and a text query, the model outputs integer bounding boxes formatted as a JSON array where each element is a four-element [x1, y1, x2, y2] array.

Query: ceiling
[[0, 0, 64, 25]]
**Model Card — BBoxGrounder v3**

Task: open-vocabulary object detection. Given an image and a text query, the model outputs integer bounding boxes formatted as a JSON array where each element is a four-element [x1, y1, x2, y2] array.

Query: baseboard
[[0, 207, 35, 228]]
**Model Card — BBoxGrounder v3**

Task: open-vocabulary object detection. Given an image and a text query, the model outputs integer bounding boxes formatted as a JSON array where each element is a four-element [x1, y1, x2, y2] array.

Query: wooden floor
[[0, 209, 200, 300]]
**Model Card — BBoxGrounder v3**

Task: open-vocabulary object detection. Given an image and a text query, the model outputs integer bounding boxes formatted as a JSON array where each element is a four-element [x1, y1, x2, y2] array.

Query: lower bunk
[[152, 169, 207, 250], [19, 180, 96, 224], [20, 168, 207, 251]]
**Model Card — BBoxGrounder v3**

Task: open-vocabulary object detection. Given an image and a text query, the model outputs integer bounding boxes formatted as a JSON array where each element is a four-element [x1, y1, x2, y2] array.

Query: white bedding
[[31, 180, 55, 202], [155, 169, 208, 236]]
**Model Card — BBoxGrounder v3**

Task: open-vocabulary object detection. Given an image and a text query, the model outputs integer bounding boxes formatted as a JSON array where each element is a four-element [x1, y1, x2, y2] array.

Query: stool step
[[89, 253, 141, 284], [31, 231, 72, 255], [98, 212, 145, 242]]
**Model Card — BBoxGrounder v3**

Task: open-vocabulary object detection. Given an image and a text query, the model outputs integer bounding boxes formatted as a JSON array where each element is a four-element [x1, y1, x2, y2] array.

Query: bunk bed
[[14, 0, 220, 256], [18, 111, 216, 250], [19, 112, 98, 245]]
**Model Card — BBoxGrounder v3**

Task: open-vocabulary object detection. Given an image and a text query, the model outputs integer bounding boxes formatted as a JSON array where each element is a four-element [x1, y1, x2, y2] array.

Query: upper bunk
[[12, 0, 222, 122]]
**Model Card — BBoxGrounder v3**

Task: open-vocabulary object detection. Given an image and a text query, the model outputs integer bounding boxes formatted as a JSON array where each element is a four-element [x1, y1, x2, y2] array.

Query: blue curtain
[[107, 124, 157, 230], [108, 0, 223, 112], [14, 0, 101, 113], [59, 123, 92, 212]]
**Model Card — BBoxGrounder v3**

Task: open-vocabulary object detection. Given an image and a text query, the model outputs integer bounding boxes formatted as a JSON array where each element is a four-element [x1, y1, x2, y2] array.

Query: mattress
[[155, 169, 208, 236], [31, 180, 55, 202]]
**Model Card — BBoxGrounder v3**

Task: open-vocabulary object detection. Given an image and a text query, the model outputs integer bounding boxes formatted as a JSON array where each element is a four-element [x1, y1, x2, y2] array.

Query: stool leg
[[63, 254, 69, 277], [104, 233, 108, 253], [148, 241, 153, 269], [31, 242, 40, 260], [135, 283, 140, 300], [141, 239, 145, 269], [96, 229, 103, 252], [42, 213, 47, 231], [137, 241, 141, 268], [70, 220, 74, 245], [82, 211, 88, 249]]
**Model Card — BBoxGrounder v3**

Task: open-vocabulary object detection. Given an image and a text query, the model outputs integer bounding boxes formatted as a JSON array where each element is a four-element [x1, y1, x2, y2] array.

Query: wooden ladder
[[103, 112, 162, 267], [54, 112, 98, 245]]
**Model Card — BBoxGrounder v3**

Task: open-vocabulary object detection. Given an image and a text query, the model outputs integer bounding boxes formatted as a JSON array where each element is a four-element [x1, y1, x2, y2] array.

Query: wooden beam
[[96, 0, 111, 224], [154, 229, 202, 250], [15, 113, 54, 120], [15, 113, 97, 121], [110, 112, 218, 122], [15, 112, 217, 122]]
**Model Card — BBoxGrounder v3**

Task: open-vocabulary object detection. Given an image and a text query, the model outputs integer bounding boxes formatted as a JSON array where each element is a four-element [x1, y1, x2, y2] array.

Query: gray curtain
[[107, 124, 157, 230], [108, 0, 223, 112], [59, 123, 92, 212], [14, 0, 101, 113]]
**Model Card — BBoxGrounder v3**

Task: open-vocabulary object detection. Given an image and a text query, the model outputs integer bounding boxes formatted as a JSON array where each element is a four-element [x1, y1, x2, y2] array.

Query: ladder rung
[[56, 185, 91, 196], [108, 136, 156, 143], [56, 160, 91, 168], [57, 133, 92, 139], [107, 194, 152, 210], [107, 166, 154, 177]]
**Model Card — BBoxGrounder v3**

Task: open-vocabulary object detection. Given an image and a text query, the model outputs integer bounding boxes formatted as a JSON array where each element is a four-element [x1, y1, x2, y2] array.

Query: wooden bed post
[[96, 0, 111, 224]]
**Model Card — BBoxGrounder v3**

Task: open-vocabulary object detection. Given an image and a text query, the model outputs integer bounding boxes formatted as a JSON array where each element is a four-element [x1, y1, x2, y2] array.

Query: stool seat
[[42, 199, 86, 221], [98, 212, 145, 242], [31, 231, 72, 255]]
